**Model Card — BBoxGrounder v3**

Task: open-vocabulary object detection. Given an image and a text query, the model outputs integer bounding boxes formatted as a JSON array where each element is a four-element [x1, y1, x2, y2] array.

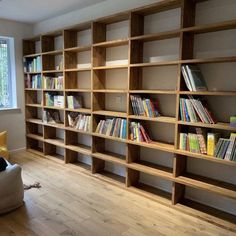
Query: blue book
[[122, 120, 127, 139]]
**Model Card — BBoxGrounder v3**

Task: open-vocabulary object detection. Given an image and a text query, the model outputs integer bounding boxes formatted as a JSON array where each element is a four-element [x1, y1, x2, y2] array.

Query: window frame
[[0, 37, 17, 110]]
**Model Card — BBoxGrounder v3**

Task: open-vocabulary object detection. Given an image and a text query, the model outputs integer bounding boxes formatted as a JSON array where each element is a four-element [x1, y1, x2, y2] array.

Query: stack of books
[[23, 56, 41, 72], [130, 122, 152, 143], [182, 65, 207, 91], [67, 96, 82, 109], [95, 118, 127, 139], [43, 110, 61, 124], [179, 130, 236, 161], [25, 74, 42, 89], [45, 93, 64, 108], [68, 112, 91, 132], [179, 96, 216, 124], [130, 95, 159, 117], [44, 76, 63, 90]]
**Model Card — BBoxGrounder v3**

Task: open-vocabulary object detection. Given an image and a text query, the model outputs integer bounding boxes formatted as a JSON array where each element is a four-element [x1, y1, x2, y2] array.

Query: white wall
[[0, 19, 33, 151], [33, 0, 159, 35]]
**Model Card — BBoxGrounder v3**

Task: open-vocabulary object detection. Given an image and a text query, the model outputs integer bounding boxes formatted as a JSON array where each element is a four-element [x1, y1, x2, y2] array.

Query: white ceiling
[[0, 0, 106, 23]]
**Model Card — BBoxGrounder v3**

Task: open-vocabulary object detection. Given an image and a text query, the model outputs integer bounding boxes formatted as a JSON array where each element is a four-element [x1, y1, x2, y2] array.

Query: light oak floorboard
[[0, 151, 235, 236]]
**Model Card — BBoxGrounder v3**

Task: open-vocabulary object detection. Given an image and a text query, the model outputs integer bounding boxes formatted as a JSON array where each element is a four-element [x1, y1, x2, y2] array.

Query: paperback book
[[130, 122, 152, 143], [67, 112, 91, 132]]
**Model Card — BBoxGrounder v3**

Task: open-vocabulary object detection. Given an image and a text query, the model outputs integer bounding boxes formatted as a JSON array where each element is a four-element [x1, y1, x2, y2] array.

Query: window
[[0, 37, 16, 109]]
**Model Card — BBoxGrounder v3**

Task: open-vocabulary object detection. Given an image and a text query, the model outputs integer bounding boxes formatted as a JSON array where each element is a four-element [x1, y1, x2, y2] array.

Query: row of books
[[130, 95, 159, 117], [44, 76, 63, 90], [179, 130, 236, 161], [180, 96, 216, 124], [24, 56, 41, 73], [43, 110, 61, 124], [68, 113, 91, 132], [130, 122, 152, 143], [67, 96, 82, 109], [45, 93, 64, 108], [95, 118, 127, 139], [182, 65, 207, 92], [25, 74, 42, 89]]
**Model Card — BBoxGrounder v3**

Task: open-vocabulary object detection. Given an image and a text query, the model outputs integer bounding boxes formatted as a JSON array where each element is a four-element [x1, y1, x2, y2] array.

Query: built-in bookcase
[[23, 0, 236, 227]]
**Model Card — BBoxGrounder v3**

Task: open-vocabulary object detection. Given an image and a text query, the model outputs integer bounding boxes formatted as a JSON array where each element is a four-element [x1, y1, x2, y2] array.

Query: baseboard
[[10, 147, 26, 154]]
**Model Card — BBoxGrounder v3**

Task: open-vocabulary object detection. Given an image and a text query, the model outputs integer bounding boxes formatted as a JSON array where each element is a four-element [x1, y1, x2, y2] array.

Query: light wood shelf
[[23, 0, 236, 222]]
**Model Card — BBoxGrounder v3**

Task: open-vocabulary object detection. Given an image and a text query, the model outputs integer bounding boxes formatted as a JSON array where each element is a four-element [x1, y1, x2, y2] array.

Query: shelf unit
[[23, 0, 236, 227]]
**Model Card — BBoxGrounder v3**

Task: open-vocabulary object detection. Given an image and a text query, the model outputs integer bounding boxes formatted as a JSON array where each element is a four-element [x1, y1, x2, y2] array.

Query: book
[[130, 95, 159, 117], [183, 65, 207, 91], [44, 76, 63, 90], [67, 112, 91, 132], [67, 96, 82, 109], [43, 110, 61, 124], [95, 118, 127, 139], [130, 122, 152, 143], [207, 133, 219, 156]]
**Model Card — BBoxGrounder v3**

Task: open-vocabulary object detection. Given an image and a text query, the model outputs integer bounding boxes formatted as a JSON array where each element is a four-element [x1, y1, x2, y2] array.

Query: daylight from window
[[0, 39, 11, 108]]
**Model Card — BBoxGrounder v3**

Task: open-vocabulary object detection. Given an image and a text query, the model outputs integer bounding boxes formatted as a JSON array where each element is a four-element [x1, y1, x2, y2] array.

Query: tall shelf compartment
[[23, 0, 236, 228]]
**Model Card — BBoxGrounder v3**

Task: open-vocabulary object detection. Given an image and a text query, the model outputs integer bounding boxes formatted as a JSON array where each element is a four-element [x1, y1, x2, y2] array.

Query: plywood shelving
[[23, 0, 236, 226]]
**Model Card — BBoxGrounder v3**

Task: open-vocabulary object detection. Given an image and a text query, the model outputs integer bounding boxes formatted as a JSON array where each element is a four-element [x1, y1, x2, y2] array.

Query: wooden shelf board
[[44, 138, 65, 147], [24, 71, 42, 75], [92, 151, 126, 166], [179, 91, 236, 96], [176, 149, 236, 167], [93, 65, 128, 70], [43, 122, 65, 129], [66, 144, 91, 155], [93, 38, 129, 48], [42, 70, 63, 74], [131, 29, 181, 42], [93, 110, 127, 118], [129, 115, 176, 124], [92, 133, 127, 143], [93, 89, 128, 93], [176, 173, 236, 200], [175, 199, 236, 231], [65, 89, 91, 92], [26, 133, 44, 141], [26, 119, 43, 125], [45, 154, 65, 164], [26, 104, 42, 108], [133, 0, 181, 15], [24, 53, 41, 58], [27, 148, 44, 157], [69, 161, 91, 171], [129, 183, 171, 204], [130, 60, 180, 67], [129, 90, 177, 94], [64, 126, 92, 135], [128, 140, 175, 153], [94, 171, 125, 186], [43, 106, 64, 110], [65, 68, 91, 72], [65, 108, 92, 114], [43, 89, 64, 92], [178, 121, 236, 132], [42, 50, 63, 56], [128, 161, 173, 180], [182, 56, 236, 64], [64, 45, 91, 52], [183, 19, 236, 34], [25, 88, 42, 91]]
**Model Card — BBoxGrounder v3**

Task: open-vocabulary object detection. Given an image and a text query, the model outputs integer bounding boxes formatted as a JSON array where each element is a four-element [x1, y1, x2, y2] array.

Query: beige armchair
[[0, 131, 9, 160]]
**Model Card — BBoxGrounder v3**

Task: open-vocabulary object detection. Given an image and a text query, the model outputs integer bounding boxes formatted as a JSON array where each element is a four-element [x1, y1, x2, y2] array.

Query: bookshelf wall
[[23, 0, 236, 226]]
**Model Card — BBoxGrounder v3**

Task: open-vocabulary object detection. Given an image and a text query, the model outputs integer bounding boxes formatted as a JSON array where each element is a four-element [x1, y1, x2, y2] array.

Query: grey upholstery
[[0, 162, 24, 214]]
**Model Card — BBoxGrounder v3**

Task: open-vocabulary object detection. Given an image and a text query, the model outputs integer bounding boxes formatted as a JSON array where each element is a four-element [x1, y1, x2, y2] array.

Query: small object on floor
[[24, 182, 41, 190]]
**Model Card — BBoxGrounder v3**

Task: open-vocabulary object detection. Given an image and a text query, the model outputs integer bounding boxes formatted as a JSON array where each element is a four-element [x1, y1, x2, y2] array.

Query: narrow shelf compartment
[[44, 142, 65, 163], [65, 130, 92, 156], [66, 149, 91, 171], [23, 36, 41, 56], [127, 168, 172, 204], [176, 173, 236, 200], [93, 39, 128, 48], [92, 157, 126, 186], [93, 110, 126, 118], [26, 137, 44, 156], [92, 151, 126, 166], [26, 121, 44, 141], [44, 126, 65, 148]]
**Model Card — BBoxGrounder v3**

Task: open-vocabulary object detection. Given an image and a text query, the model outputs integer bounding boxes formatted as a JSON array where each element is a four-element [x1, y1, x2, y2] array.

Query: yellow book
[[207, 133, 219, 156], [230, 133, 236, 138], [142, 101, 149, 117]]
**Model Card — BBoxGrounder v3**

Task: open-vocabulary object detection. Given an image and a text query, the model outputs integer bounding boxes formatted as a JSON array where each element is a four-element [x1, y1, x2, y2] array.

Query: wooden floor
[[0, 151, 235, 236]]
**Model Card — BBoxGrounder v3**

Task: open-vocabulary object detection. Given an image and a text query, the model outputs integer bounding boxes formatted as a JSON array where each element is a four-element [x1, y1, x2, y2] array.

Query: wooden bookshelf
[[23, 0, 236, 226]]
